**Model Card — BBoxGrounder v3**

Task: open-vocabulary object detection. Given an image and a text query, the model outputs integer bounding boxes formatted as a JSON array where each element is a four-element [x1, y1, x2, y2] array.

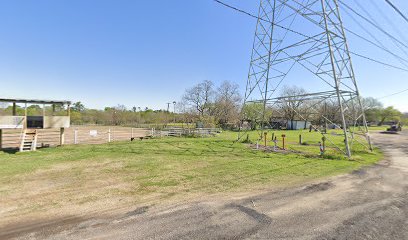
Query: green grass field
[[368, 125, 388, 131], [0, 131, 382, 199], [0, 130, 382, 221]]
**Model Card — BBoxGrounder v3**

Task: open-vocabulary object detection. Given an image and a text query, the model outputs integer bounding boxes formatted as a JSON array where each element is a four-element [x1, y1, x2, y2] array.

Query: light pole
[[166, 102, 172, 127], [173, 101, 176, 124]]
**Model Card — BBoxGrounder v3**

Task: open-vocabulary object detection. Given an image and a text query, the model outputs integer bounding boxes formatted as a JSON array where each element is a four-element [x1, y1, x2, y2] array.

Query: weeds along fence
[[127, 123, 197, 130], [71, 123, 198, 131], [1, 126, 150, 149], [158, 127, 222, 137]]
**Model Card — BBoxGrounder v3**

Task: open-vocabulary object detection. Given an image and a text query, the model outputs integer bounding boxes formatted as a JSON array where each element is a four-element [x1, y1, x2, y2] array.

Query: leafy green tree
[[27, 105, 42, 115], [378, 106, 402, 126], [242, 103, 265, 130], [71, 102, 85, 112], [401, 113, 408, 126], [361, 97, 384, 123], [70, 111, 83, 125]]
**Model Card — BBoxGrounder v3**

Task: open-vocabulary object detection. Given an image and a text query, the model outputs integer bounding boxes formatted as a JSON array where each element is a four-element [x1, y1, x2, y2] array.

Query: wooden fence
[[0, 126, 150, 149]]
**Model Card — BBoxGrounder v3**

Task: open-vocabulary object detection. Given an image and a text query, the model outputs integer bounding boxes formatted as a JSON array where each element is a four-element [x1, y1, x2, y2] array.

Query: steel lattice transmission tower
[[243, 0, 372, 157]]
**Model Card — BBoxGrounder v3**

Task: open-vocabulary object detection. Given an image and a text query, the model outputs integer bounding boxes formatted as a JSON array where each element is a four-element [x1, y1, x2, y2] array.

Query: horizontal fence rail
[[158, 127, 222, 137], [0, 126, 150, 149]]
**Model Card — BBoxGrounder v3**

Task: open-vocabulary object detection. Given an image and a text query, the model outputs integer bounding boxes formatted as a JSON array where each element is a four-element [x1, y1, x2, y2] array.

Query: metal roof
[[0, 98, 71, 105]]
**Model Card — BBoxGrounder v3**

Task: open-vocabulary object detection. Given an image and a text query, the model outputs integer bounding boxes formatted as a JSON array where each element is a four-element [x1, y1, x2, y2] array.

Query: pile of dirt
[[249, 144, 303, 154]]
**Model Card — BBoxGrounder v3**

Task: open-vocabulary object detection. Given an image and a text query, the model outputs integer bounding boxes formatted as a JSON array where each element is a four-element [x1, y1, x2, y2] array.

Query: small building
[[287, 120, 311, 130], [0, 98, 71, 151]]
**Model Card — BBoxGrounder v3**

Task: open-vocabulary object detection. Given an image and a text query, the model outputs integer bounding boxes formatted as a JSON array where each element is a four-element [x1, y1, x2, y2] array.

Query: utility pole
[[173, 101, 176, 124], [241, 0, 372, 157], [166, 102, 171, 127]]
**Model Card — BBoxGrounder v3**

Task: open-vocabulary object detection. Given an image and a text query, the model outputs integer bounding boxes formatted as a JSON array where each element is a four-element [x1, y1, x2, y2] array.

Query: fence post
[[368, 135, 373, 151], [74, 129, 78, 144], [0, 129, 2, 150], [108, 129, 111, 143], [264, 132, 268, 147], [282, 134, 286, 150], [131, 128, 134, 139], [60, 127, 65, 146], [299, 134, 303, 145]]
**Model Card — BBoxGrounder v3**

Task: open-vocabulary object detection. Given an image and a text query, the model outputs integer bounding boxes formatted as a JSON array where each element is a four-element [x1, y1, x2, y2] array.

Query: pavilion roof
[[0, 98, 71, 105]]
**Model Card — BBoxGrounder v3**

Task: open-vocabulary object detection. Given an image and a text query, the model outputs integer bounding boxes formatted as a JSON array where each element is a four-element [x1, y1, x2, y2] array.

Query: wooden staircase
[[20, 129, 38, 152]]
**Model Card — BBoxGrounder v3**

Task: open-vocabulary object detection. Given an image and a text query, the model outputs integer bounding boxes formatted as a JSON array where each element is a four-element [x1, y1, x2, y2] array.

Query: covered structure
[[287, 120, 312, 130], [0, 98, 71, 151]]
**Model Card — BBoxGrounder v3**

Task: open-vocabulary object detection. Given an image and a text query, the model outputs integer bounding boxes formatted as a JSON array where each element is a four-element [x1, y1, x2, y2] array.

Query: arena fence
[[0, 126, 150, 149]]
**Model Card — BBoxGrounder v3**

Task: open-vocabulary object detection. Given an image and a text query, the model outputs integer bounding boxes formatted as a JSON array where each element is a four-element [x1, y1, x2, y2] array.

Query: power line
[[344, 24, 408, 70], [336, 0, 408, 67], [378, 88, 408, 100], [371, 0, 408, 43], [338, 0, 408, 51], [212, 0, 408, 73], [341, 7, 408, 68], [385, 0, 408, 24], [350, 0, 408, 62], [211, 0, 327, 51], [212, 0, 259, 19], [350, 52, 408, 73]]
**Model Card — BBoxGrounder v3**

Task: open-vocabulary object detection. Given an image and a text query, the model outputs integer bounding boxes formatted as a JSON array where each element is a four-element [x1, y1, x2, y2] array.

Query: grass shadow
[[1, 148, 19, 154]]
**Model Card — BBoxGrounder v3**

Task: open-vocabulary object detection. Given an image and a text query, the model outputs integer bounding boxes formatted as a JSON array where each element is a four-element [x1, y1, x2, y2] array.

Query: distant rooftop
[[0, 98, 71, 105]]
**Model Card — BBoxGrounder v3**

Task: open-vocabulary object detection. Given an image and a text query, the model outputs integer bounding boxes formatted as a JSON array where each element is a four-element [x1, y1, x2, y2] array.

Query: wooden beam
[[24, 103, 27, 129], [0, 129, 2, 150], [12, 102, 16, 116], [60, 128, 65, 146], [67, 104, 71, 117]]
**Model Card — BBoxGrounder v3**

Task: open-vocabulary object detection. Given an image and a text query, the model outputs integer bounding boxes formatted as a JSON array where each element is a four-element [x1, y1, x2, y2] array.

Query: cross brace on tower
[[242, 0, 373, 157]]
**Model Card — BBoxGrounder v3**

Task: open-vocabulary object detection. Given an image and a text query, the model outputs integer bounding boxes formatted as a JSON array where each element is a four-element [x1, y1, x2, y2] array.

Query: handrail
[[32, 129, 38, 151], [18, 117, 26, 152]]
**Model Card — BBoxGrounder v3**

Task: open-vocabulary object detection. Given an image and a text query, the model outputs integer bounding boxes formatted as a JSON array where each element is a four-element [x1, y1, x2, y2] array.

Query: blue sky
[[0, 0, 407, 112]]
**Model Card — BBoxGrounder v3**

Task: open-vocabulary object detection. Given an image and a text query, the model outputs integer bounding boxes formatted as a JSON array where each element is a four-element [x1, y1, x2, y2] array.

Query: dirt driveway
[[1, 131, 408, 240]]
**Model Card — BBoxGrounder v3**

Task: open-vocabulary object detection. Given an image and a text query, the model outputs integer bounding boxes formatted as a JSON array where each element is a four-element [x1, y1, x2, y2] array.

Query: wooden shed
[[0, 98, 71, 151]]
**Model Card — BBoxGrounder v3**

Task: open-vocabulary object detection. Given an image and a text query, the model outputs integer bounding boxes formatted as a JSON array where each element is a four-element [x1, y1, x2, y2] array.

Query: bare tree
[[362, 97, 383, 110], [314, 99, 341, 131], [182, 80, 215, 117], [214, 81, 242, 126], [278, 86, 308, 128]]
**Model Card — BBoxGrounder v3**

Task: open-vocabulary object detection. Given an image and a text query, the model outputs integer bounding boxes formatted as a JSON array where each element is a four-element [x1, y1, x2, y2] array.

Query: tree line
[[0, 81, 406, 129], [242, 85, 406, 130]]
